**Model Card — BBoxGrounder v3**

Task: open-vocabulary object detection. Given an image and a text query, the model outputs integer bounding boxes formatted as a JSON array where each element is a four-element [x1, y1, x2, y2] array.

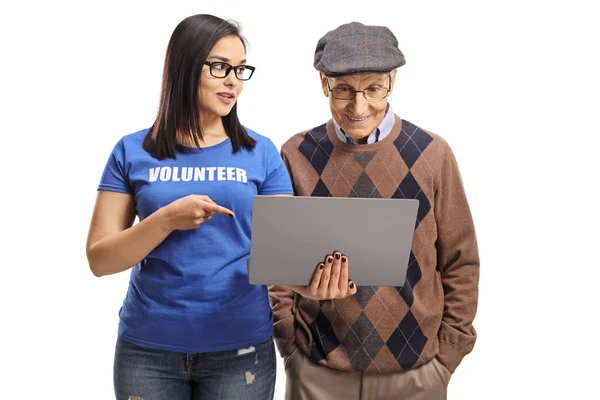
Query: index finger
[[338, 254, 349, 292], [203, 203, 235, 218], [202, 196, 217, 205]]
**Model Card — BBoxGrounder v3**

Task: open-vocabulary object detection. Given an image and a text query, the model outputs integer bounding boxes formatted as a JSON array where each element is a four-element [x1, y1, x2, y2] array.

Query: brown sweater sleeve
[[434, 144, 480, 373]]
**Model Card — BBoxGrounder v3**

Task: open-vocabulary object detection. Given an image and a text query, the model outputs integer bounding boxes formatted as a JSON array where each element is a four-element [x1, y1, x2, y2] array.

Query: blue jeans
[[114, 336, 276, 400]]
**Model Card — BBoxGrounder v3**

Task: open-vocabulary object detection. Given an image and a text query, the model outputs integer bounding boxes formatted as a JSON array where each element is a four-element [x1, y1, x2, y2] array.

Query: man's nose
[[347, 93, 369, 114]]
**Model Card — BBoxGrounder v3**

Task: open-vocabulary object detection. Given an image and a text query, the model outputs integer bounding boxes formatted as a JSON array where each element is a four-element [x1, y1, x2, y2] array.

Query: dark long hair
[[143, 14, 256, 159]]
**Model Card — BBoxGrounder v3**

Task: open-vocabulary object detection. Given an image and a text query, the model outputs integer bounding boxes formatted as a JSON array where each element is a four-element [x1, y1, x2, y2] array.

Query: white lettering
[[181, 167, 193, 182], [217, 167, 226, 181], [149, 167, 160, 182], [236, 168, 247, 183], [206, 167, 216, 181], [159, 167, 171, 181], [194, 167, 205, 181], [227, 167, 236, 181], [148, 166, 248, 184]]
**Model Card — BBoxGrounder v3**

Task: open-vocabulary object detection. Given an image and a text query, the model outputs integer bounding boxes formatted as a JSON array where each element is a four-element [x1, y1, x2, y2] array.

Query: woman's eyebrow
[[207, 55, 247, 64]]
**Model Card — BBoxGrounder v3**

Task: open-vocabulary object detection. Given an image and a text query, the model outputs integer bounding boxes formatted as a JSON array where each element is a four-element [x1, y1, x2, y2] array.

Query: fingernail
[[327, 257, 333, 263], [319, 263, 324, 270], [342, 256, 347, 262], [350, 282, 355, 289], [335, 253, 341, 260]]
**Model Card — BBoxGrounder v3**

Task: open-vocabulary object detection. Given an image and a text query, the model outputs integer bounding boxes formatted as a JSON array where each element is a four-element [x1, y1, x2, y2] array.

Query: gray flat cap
[[314, 22, 405, 77]]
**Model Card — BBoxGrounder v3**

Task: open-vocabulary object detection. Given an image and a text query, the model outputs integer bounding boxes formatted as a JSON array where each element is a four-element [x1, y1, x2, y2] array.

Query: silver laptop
[[248, 196, 419, 287]]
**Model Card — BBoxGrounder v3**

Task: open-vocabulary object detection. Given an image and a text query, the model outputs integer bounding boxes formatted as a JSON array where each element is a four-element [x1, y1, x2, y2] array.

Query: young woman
[[86, 14, 292, 400]]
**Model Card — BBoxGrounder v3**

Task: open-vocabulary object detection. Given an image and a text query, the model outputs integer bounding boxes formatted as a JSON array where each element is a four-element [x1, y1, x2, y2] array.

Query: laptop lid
[[248, 196, 418, 287]]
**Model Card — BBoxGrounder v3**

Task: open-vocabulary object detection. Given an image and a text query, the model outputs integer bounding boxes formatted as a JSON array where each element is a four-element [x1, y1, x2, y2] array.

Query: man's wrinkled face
[[321, 70, 396, 143]]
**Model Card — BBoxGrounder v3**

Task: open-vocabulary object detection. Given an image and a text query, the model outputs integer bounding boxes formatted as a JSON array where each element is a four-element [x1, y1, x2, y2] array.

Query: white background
[[1, 0, 599, 399]]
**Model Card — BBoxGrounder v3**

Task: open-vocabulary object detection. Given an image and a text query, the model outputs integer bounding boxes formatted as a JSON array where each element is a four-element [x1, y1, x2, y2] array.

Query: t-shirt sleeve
[[97, 139, 133, 194], [258, 139, 294, 195]]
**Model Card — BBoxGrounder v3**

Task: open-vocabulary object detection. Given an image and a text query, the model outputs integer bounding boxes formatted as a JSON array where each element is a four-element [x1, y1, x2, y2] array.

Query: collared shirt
[[333, 104, 395, 145]]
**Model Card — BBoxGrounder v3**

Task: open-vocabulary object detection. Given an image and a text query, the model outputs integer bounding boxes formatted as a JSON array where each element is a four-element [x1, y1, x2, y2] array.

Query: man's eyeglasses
[[327, 77, 391, 101], [204, 61, 255, 81]]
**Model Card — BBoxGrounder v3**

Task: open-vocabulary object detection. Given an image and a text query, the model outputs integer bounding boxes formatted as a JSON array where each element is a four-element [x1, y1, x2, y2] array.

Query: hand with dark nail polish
[[289, 251, 357, 300]]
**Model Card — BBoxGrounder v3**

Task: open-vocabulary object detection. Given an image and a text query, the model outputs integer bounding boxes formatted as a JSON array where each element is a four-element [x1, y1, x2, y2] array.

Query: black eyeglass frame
[[203, 61, 256, 81]]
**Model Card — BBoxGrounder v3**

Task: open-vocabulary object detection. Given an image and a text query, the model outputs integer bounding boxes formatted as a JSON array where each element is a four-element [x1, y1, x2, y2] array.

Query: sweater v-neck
[[325, 115, 403, 153]]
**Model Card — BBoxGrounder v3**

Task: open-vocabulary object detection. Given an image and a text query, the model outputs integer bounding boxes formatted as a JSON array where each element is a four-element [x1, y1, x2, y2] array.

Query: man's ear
[[320, 72, 329, 97], [388, 69, 398, 94]]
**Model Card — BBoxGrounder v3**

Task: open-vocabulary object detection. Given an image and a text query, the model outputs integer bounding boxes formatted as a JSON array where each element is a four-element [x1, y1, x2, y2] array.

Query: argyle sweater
[[269, 115, 479, 373]]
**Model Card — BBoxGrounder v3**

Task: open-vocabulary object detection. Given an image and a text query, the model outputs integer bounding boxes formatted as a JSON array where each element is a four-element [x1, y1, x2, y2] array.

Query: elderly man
[[269, 22, 480, 400]]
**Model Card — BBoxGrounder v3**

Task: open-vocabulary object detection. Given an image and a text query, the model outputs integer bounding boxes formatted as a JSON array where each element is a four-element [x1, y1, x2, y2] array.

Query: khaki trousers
[[284, 348, 448, 400]]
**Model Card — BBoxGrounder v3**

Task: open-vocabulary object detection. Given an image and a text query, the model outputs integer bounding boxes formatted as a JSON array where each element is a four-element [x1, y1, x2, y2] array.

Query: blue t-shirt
[[98, 128, 293, 353]]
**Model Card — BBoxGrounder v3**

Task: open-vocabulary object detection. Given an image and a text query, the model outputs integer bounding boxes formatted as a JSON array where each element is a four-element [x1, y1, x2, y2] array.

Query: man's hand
[[289, 251, 357, 300]]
